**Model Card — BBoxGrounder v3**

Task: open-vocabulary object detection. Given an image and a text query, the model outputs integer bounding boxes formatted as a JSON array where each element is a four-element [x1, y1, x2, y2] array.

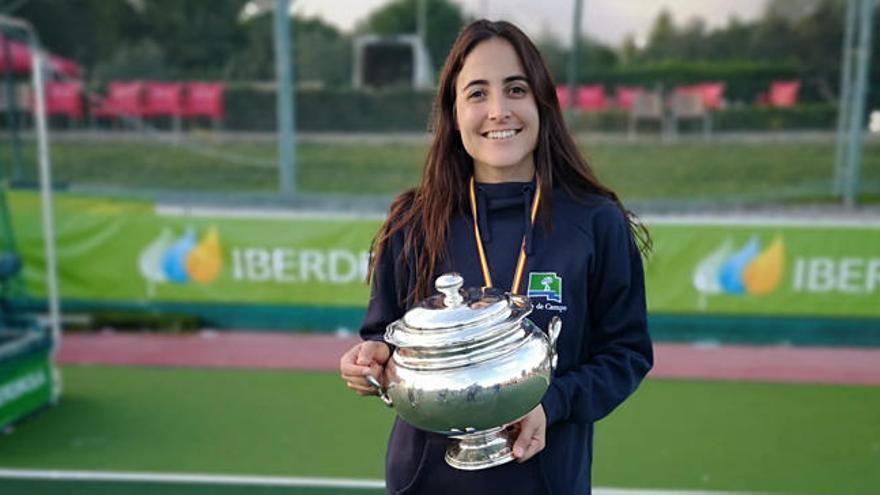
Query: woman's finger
[[512, 422, 538, 459], [348, 384, 376, 395], [340, 360, 370, 377], [517, 435, 546, 462]]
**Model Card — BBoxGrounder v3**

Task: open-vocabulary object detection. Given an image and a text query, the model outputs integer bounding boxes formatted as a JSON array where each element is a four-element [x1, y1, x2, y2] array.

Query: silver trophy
[[367, 272, 561, 470]]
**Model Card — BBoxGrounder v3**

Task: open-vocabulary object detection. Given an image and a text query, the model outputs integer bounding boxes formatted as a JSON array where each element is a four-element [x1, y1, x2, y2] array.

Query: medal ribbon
[[468, 176, 541, 294]]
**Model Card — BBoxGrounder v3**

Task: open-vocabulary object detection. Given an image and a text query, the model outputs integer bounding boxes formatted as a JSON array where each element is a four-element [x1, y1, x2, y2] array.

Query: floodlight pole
[[274, 0, 296, 197], [842, 0, 876, 209], [417, 0, 427, 44], [833, 0, 857, 195], [566, 0, 583, 118]]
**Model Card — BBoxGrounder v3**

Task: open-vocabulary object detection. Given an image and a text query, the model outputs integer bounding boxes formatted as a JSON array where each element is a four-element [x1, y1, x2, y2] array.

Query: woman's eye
[[468, 90, 485, 100], [509, 86, 527, 96]]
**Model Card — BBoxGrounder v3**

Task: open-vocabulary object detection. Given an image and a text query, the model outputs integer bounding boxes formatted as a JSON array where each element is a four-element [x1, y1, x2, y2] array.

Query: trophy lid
[[385, 273, 531, 349]]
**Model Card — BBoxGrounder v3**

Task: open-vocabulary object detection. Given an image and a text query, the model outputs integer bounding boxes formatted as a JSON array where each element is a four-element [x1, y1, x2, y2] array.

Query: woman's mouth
[[482, 128, 522, 140]]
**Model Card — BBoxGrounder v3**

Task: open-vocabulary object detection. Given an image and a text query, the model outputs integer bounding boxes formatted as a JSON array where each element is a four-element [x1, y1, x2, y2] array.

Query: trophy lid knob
[[435, 272, 464, 308]]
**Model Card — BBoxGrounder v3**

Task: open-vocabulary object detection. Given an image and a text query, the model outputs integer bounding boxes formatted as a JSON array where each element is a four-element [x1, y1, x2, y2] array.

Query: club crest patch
[[527, 272, 562, 303]]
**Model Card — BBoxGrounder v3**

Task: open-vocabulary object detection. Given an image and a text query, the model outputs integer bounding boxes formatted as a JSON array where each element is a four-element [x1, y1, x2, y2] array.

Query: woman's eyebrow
[[462, 74, 529, 91], [462, 79, 489, 91], [504, 75, 529, 84]]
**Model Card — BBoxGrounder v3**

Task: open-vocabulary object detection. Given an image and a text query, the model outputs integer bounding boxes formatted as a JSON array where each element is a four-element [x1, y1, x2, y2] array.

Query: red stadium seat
[[91, 81, 146, 123], [615, 86, 644, 111], [698, 83, 725, 110], [555, 85, 572, 109], [183, 82, 225, 127], [143, 82, 185, 119], [45, 81, 84, 121], [674, 83, 726, 111], [766, 80, 801, 108], [574, 84, 608, 111]]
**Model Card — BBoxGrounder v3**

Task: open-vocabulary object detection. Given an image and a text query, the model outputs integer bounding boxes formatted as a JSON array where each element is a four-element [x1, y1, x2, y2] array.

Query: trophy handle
[[548, 317, 562, 371], [365, 373, 394, 407]]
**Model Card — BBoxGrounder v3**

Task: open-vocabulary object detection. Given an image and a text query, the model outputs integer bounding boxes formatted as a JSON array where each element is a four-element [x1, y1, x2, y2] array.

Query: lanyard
[[468, 176, 541, 294]]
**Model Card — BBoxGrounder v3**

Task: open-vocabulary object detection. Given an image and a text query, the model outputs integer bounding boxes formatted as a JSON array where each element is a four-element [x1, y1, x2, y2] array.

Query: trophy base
[[445, 427, 514, 471]]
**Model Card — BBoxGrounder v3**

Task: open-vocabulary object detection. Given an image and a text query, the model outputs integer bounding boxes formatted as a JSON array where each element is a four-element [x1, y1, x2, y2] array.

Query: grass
[[0, 366, 878, 495], [7, 139, 880, 204]]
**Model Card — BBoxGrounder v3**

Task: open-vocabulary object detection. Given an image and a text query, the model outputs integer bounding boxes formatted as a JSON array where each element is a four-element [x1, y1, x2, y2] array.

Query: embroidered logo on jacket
[[527, 272, 562, 303]]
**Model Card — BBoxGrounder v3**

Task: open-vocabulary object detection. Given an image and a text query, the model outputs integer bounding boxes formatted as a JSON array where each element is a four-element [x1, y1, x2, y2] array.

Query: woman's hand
[[508, 404, 547, 462], [339, 341, 391, 396]]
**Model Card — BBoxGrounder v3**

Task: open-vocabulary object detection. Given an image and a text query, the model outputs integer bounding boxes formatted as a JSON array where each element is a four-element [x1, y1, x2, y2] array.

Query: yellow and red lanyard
[[468, 176, 541, 294]]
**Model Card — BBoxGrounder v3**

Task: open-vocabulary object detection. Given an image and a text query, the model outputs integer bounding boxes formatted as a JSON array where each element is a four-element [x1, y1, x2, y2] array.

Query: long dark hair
[[369, 19, 651, 301]]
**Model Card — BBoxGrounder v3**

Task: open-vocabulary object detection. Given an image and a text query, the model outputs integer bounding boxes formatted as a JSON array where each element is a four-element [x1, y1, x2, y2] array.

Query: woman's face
[[454, 37, 539, 183]]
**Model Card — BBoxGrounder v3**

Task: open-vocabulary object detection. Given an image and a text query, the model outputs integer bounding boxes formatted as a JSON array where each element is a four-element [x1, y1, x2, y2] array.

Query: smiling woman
[[455, 38, 539, 183], [338, 19, 653, 495]]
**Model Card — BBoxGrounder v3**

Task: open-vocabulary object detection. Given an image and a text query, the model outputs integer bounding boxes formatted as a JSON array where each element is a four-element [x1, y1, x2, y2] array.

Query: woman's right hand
[[339, 341, 391, 396]]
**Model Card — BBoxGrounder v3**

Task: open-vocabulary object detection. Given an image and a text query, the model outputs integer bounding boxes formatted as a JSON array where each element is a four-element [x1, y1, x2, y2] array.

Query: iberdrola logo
[[693, 235, 785, 306], [527, 272, 562, 303], [138, 227, 223, 296]]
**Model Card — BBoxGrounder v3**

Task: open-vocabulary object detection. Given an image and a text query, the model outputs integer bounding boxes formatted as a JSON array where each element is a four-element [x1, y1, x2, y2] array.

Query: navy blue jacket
[[360, 181, 653, 494]]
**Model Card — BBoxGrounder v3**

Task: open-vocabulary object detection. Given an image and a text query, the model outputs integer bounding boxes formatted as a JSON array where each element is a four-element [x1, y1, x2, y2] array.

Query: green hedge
[[226, 87, 435, 132], [225, 87, 838, 133], [557, 104, 837, 133], [579, 60, 819, 104], [713, 103, 838, 131]]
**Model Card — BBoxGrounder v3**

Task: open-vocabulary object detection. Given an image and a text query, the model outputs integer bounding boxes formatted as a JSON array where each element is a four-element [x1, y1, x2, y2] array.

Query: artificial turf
[[0, 366, 877, 495]]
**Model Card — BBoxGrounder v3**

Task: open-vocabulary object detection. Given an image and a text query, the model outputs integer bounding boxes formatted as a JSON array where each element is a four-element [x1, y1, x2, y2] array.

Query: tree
[[229, 14, 352, 87], [642, 8, 676, 60], [14, 0, 142, 70], [136, 0, 250, 78], [14, 0, 249, 80], [618, 35, 640, 67]]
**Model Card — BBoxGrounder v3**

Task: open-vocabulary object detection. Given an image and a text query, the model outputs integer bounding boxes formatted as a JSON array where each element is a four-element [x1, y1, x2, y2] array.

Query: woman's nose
[[488, 95, 511, 121]]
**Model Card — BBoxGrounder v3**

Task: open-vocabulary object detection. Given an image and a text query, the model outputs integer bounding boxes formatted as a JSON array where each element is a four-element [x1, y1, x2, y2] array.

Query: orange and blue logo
[[139, 227, 223, 293], [693, 235, 785, 296]]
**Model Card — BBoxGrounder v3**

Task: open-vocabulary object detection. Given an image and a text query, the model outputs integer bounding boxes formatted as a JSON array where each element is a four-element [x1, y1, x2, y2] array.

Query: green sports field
[[0, 366, 878, 495], [17, 139, 880, 203]]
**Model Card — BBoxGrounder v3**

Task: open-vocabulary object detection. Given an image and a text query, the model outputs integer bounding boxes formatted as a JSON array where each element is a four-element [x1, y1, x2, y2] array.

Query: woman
[[339, 19, 653, 495]]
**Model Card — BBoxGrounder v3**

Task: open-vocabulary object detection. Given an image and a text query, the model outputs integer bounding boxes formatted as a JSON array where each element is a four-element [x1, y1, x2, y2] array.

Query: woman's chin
[[474, 162, 535, 182]]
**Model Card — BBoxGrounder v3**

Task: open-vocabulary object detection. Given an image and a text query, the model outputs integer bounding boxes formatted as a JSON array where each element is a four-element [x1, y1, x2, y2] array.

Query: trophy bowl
[[367, 272, 561, 471]]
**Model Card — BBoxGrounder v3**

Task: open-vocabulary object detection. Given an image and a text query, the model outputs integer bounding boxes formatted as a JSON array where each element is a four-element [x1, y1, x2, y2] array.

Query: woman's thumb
[[512, 423, 535, 458]]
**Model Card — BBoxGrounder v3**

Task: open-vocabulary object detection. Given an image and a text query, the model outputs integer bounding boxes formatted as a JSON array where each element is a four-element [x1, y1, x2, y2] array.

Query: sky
[[290, 0, 769, 47]]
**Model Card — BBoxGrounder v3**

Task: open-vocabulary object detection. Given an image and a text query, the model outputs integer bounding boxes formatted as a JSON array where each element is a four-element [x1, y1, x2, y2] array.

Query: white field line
[[641, 214, 880, 228], [156, 204, 386, 221], [0, 468, 383, 489], [154, 203, 880, 228], [0, 468, 764, 495]]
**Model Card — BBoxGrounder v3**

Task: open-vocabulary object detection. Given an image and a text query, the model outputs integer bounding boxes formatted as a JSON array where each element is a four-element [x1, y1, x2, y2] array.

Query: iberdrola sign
[[11, 191, 378, 307], [8, 191, 880, 320], [644, 218, 880, 318]]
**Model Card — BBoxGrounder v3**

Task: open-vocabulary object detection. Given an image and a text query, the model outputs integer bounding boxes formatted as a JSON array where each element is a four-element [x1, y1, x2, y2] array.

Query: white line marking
[[0, 469, 384, 489], [0, 468, 765, 494], [155, 204, 880, 228], [156, 205, 386, 221], [642, 214, 880, 228]]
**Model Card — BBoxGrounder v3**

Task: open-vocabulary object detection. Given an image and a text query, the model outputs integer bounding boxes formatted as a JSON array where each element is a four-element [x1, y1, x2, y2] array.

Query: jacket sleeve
[[541, 206, 653, 425], [359, 230, 408, 343]]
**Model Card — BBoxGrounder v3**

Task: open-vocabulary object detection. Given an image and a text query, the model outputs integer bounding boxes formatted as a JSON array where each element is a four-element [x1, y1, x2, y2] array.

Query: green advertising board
[[11, 191, 379, 307], [0, 337, 56, 430], [9, 191, 880, 342], [645, 218, 880, 318]]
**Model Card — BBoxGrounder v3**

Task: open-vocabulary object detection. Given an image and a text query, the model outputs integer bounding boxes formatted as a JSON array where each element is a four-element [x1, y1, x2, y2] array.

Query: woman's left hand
[[508, 404, 546, 462]]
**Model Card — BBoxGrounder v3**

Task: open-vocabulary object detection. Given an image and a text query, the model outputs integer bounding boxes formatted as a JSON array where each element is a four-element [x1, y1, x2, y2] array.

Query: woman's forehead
[[456, 38, 526, 89]]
